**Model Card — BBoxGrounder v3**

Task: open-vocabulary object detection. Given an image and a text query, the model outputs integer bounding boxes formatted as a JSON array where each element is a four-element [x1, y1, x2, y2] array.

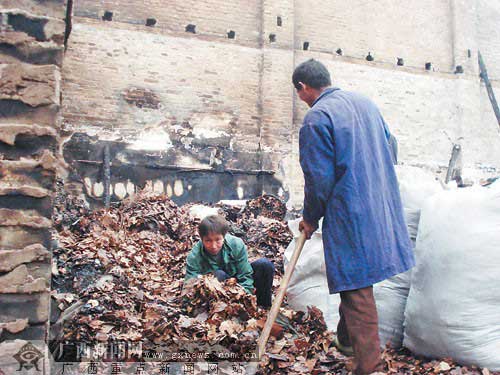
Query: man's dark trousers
[[337, 286, 383, 374], [214, 258, 274, 308]]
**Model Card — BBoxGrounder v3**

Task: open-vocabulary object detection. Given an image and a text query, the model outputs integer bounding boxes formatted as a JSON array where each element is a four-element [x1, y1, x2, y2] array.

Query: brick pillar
[[259, 0, 295, 197], [0, 2, 67, 373], [449, 0, 482, 169], [450, 0, 478, 75]]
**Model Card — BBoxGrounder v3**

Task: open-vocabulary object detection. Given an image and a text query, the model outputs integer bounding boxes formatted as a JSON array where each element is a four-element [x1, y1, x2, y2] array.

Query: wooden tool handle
[[257, 231, 307, 360]]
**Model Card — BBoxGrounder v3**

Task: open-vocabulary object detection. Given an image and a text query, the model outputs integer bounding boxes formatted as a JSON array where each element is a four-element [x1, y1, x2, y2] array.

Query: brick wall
[[61, 1, 500, 207], [0, 1, 67, 372], [74, 0, 262, 47], [477, 0, 500, 81], [287, 52, 500, 202], [63, 19, 262, 152], [294, 0, 454, 72]]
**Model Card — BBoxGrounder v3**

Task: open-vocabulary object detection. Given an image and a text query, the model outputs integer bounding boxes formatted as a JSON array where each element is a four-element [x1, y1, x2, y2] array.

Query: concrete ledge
[[0, 318, 28, 334], [0, 150, 60, 173], [0, 9, 66, 42], [0, 322, 47, 341], [0, 185, 51, 198], [0, 0, 67, 19]]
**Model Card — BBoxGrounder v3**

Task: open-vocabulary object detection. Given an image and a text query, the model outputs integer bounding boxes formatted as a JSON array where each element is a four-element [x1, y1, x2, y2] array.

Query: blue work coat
[[299, 87, 415, 293]]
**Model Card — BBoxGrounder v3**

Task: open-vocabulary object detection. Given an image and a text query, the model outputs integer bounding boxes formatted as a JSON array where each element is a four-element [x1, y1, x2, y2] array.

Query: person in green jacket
[[184, 215, 275, 308]]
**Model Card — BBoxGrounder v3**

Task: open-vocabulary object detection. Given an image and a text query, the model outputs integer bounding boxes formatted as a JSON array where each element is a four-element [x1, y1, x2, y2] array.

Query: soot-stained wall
[[61, 0, 500, 206]]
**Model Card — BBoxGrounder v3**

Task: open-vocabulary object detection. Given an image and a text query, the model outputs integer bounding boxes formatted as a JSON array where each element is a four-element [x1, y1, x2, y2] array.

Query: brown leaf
[[294, 338, 310, 352], [219, 319, 243, 337], [87, 320, 103, 330], [212, 301, 228, 313], [100, 324, 115, 334], [54, 190, 473, 374], [305, 358, 318, 372]]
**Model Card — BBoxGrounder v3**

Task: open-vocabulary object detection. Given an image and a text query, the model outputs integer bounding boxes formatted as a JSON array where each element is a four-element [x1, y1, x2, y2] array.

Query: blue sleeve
[[299, 110, 336, 226], [382, 118, 398, 164]]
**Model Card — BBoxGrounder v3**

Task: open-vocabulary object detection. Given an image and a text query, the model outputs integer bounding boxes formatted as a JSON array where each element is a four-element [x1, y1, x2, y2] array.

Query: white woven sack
[[374, 166, 441, 348], [404, 183, 500, 370], [284, 219, 341, 330]]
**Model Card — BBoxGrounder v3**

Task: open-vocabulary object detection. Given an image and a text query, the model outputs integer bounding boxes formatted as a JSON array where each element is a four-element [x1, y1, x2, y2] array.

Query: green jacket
[[184, 234, 254, 293]]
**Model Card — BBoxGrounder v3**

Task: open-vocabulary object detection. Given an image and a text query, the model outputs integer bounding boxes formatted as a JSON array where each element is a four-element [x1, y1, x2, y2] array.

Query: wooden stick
[[103, 144, 111, 209], [478, 51, 500, 128], [257, 231, 307, 360], [445, 143, 462, 184]]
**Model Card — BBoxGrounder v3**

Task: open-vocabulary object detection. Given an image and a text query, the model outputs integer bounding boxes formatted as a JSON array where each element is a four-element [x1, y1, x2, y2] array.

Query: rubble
[[51, 191, 499, 374], [217, 195, 293, 275]]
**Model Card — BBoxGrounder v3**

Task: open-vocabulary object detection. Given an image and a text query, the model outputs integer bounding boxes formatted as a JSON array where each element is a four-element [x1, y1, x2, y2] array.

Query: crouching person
[[184, 215, 275, 308]]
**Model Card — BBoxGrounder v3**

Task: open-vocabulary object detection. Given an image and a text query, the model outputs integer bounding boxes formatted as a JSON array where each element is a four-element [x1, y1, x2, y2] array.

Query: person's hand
[[299, 219, 317, 239]]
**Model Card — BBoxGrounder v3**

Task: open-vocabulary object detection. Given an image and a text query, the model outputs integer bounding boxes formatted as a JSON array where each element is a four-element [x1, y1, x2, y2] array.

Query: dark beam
[[478, 51, 500, 128]]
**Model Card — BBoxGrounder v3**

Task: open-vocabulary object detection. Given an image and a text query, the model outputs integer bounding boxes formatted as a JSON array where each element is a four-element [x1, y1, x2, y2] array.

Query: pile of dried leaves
[[216, 195, 293, 276], [51, 191, 499, 374], [242, 194, 287, 221], [52, 192, 304, 367], [380, 349, 497, 375]]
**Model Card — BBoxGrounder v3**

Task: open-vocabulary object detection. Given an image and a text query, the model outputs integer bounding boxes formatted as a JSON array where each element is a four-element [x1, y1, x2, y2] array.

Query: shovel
[[257, 231, 307, 360]]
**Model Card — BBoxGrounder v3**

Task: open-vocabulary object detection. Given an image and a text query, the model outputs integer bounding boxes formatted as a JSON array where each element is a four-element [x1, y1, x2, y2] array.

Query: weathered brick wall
[[74, 0, 262, 47], [262, 0, 294, 49], [294, 0, 454, 72], [451, 0, 478, 75], [477, 0, 500, 80], [61, 1, 500, 207], [0, 1, 67, 371], [63, 19, 262, 154], [61, 18, 278, 204]]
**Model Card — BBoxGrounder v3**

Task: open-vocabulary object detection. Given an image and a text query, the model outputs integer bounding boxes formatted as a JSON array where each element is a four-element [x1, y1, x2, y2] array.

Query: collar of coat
[[312, 86, 341, 107]]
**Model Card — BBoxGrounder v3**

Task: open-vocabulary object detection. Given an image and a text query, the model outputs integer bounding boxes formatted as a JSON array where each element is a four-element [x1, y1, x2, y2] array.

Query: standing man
[[293, 59, 414, 374]]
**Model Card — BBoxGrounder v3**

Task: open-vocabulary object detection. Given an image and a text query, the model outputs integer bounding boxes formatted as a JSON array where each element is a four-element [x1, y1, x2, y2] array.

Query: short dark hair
[[292, 59, 331, 90], [198, 215, 229, 238]]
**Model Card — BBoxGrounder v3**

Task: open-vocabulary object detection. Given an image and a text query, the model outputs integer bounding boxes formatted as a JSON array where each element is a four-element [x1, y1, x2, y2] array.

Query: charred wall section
[[61, 0, 293, 206], [0, 1, 68, 370], [63, 133, 285, 207], [61, 0, 500, 208]]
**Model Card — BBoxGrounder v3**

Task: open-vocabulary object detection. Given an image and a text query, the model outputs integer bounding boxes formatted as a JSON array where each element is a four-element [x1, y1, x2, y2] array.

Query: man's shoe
[[333, 335, 354, 356]]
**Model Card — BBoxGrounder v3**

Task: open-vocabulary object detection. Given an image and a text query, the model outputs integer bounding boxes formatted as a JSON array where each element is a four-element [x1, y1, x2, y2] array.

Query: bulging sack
[[374, 166, 441, 349], [284, 219, 341, 330], [404, 183, 500, 370], [374, 270, 411, 348], [394, 165, 442, 242]]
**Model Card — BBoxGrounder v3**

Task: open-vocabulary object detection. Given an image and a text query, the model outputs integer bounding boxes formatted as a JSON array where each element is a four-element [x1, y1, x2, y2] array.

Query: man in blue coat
[[293, 59, 414, 374]]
